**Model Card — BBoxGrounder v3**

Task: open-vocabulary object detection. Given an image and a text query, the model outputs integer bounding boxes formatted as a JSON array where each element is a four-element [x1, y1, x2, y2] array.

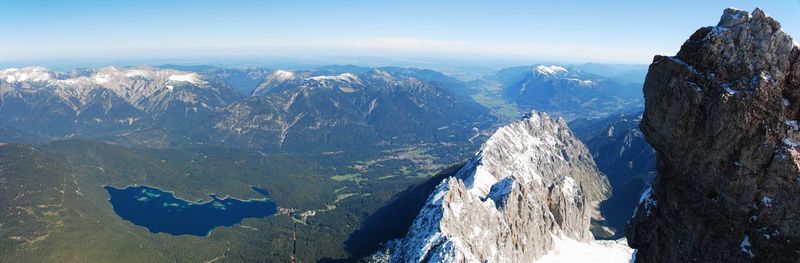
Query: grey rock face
[[627, 8, 800, 262], [391, 111, 609, 262]]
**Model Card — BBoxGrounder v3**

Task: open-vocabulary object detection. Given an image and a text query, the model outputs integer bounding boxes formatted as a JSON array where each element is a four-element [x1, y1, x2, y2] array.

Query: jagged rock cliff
[[390, 111, 618, 262], [628, 8, 800, 261]]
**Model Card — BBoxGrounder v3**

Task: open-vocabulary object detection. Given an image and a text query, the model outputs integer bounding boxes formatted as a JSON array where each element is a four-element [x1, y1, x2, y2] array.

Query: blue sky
[[1, 0, 798, 66]]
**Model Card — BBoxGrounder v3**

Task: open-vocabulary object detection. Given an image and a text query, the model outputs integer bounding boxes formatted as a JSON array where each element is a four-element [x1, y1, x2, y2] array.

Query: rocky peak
[[389, 111, 617, 262], [0, 67, 54, 83], [534, 65, 569, 76], [627, 8, 800, 261], [252, 70, 366, 96]]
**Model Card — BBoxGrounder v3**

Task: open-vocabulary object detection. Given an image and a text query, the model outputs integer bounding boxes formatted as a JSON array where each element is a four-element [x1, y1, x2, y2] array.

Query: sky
[[1, 0, 799, 67]]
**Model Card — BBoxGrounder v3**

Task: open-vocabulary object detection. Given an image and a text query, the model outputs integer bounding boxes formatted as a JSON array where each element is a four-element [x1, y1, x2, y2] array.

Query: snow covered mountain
[[0, 66, 239, 136], [0, 66, 493, 153], [387, 111, 632, 262], [497, 65, 643, 119], [213, 69, 493, 152]]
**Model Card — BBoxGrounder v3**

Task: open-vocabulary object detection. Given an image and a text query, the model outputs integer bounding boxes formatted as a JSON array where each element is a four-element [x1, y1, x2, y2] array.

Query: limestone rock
[[391, 111, 610, 262]]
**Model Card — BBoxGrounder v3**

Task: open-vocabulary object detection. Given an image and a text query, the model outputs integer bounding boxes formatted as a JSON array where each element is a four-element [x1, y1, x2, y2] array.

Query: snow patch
[[92, 74, 111, 85], [535, 65, 568, 75], [310, 73, 360, 82], [664, 56, 702, 76], [0, 67, 53, 83], [168, 73, 202, 84], [761, 196, 773, 207], [740, 235, 755, 258], [637, 187, 657, 217], [783, 138, 798, 148], [560, 177, 577, 199], [536, 236, 634, 263], [722, 83, 740, 95], [270, 70, 295, 81], [785, 120, 798, 131]]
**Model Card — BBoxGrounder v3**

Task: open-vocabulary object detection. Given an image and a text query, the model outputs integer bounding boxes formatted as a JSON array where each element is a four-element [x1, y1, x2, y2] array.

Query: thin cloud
[[0, 37, 660, 64]]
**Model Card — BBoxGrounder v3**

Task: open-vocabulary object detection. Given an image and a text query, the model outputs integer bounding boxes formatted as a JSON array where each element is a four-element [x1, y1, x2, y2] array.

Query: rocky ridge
[[389, 111, 619, 262], [627, 8, 800, 261]]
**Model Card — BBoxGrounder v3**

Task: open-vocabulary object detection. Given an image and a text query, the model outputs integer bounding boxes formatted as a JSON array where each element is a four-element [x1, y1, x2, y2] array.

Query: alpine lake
[[104, 185, 278, 236]]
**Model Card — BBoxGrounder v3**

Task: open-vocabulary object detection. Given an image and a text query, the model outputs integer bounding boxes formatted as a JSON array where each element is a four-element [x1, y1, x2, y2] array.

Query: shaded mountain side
[[569, 112, 656, 238], [319, 164, 460, 263]]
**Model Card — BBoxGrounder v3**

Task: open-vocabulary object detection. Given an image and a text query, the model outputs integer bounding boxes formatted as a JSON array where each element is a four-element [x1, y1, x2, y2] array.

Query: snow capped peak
[[167, 73, 202, 85], [0, 65, 212, 110], [89, 66, 206, 85], [535, 65, 568, 75], [392, 111, 613, 262], [309, 72, 360, 83], [0, 67, 54, 83], [366, 69, 395, 82], [269, 70, 296, 82]]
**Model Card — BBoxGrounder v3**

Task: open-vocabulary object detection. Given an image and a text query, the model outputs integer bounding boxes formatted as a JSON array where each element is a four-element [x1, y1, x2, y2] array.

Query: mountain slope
[[215, 69, 493, 152], [498, 65, 643, 119], [628, 8, 800, 261], [389, 112, 623, 262], [0, 67, 240, 137], [569, 112, 656, 238]]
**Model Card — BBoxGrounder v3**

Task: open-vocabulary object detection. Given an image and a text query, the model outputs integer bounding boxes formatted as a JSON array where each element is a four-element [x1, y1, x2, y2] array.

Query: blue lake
[[104, 185, 278, 236]]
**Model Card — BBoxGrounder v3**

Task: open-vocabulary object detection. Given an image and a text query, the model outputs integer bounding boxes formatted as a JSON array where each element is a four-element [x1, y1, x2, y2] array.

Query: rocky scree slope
[[627, 8, 800, 262]]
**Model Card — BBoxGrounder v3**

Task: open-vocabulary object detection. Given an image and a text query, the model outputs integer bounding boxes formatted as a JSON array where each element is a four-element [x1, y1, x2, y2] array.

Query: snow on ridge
[[270, 70, 296, 82], [92, 74, 111, 85], [0, 67, 53, 83], [535, 65, 568, 75], [0, 66, 209, 109], [167, 73, 202, 84], [122, 69, 151, 78], [309, 72, 360, 82], [391, 111, 610, 262]]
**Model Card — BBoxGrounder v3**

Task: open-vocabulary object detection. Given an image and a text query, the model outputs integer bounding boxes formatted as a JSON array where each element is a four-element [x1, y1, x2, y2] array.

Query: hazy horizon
[[2, 0, 798, 68]]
